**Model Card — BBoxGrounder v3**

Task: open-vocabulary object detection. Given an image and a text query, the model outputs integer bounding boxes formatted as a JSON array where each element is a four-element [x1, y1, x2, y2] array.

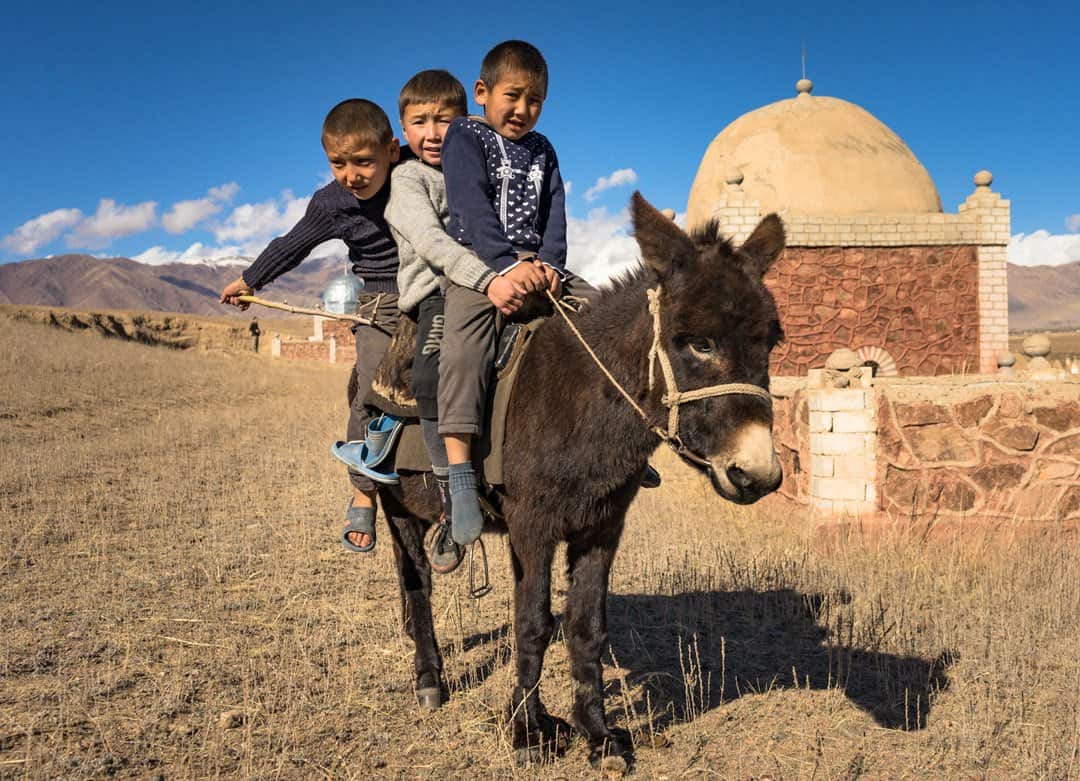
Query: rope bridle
[[546, 286, 772, 472]]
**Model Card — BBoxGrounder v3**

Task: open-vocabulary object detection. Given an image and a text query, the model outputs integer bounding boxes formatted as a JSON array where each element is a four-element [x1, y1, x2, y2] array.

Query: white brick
[[810, 454, 834, 477], [809, 389, 867, 411], [810, 432, 869, 456], [809, 411, 833, 432], [833, 456, 873, 479], [865, 482, 878, 505], [813, 477, 869, 501], [832, 411, 876, 433]]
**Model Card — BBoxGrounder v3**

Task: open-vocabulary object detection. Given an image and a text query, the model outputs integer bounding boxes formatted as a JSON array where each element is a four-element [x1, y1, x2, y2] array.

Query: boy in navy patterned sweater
[[438, 40, 597, 546]]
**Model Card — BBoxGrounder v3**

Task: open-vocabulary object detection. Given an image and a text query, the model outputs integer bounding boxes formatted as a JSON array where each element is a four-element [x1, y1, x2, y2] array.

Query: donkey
[[374, 192, 786, 769]]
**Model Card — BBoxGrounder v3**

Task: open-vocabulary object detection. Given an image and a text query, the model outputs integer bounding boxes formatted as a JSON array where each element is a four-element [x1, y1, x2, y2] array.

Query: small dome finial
[[974, 170, 993, 188], [796, 78, 813, 96]]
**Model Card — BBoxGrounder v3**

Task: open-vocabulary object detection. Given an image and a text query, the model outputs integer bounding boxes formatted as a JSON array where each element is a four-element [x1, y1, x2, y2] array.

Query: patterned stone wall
[[877, 381, 1080, 523], [768, 375, 1080, 525], [769, 378, 809, 504], [765, 245, 980, 376]]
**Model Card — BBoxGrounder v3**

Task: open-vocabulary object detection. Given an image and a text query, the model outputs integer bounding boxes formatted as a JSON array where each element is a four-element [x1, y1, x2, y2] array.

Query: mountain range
[[1, 253, 1078, 331], [0, 254, 346, 316]]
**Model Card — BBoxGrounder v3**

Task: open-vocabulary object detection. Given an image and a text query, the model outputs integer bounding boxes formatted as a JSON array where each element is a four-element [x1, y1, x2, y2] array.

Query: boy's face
[[474, 70, 545, 141], [400, 101, 460, 166], [323, 134, 400, 200]]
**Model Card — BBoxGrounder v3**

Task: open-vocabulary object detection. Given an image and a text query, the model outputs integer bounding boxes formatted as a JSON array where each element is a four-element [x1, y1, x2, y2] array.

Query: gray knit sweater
[[388, 159, 496, 314]]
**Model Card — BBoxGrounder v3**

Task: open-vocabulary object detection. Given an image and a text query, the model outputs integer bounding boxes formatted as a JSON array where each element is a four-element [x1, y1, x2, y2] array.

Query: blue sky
[[2, 0, 1078, 271]]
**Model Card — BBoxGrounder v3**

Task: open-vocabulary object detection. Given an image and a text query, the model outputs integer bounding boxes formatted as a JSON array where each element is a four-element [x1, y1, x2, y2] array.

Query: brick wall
[[711, 172, 1010, 377], [766, 245, 980, 376]]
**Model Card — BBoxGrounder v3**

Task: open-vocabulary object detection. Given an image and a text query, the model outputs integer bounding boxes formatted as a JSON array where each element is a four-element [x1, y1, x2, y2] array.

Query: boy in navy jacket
[[438, 40, 596, 546]]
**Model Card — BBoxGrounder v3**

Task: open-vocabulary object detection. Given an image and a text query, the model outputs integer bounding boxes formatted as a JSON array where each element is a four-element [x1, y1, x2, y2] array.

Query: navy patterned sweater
[[442, 116, 567, 274], [241, 165, 404, 294]]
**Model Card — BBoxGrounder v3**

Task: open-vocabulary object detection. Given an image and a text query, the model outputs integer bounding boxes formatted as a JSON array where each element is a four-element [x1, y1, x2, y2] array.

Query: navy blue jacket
[[442, 117, 567, 273], [242, 150, 413, 293]]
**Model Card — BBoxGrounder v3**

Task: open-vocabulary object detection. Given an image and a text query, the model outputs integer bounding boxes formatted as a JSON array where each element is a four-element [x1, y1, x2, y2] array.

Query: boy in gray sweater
[[341, 70, 518, 569]]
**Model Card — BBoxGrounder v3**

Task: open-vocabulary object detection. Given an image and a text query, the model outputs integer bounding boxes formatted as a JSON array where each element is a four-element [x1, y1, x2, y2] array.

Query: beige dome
[[686, 86, 942, 230]]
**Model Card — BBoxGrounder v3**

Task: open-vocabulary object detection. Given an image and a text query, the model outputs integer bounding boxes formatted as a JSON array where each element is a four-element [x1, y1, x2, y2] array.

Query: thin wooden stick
[[236, 295, 372, 325]]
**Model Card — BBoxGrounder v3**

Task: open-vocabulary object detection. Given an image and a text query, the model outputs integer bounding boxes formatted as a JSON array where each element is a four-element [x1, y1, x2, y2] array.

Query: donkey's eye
[[686, 337, 715, 355]]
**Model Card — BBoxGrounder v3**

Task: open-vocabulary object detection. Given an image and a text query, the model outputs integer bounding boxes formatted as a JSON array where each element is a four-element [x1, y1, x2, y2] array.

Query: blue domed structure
[[321, 273, 364, 314]]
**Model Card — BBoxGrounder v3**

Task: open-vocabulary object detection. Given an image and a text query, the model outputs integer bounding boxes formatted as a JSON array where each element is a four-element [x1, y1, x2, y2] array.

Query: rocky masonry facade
[[769, 374, 1080, 524], [767, 245, 979, 376], [713, 171, 1010, 376]]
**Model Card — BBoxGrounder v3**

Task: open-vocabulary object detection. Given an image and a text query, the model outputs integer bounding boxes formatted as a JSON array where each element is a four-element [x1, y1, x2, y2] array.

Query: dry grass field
[[2, 319, 1080, 779]]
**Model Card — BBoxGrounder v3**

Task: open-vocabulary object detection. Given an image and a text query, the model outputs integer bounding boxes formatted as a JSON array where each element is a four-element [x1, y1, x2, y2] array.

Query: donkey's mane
[[584, 217, 737, 313]]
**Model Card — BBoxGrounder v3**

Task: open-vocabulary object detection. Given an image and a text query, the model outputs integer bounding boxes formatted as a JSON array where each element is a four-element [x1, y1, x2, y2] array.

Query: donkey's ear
[[631, 191, 694, 279], [738, 213, 785, 277]]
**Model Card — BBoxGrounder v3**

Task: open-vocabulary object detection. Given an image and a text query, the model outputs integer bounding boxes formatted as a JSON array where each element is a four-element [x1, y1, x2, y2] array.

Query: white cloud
[[566, 207, 642, 285], [68, 199, 157, 249], [2, 208, 83, 256], [162, 181, 240, 234], [564, 180, 573, 197], [213, 191, 311, 249], [1008, 230, 1080, 267], [131, 232, 347, 268], [133, 242, 250, 266], [1066, 214, 1080, 233], [209, 182, 240, 202], [584, 168, 638, 202]]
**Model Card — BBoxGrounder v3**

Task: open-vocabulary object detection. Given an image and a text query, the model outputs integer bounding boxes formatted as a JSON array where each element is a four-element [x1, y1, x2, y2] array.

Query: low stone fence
[[771, 373, 1080, 524]]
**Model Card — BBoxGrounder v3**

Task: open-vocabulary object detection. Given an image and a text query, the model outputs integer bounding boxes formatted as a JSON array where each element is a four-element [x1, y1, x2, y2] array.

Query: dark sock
[[421, 418, 449, 472], [448, 462, 483, 545]]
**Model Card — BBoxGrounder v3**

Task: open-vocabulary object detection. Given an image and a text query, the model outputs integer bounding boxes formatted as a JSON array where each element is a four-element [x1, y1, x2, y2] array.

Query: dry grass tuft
[[2, 319, 1079, 779]]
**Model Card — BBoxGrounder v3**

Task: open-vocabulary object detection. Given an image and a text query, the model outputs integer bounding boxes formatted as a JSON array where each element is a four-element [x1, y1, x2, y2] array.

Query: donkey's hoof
[[514, 746, 544, 768], [587, 731, 633, 774], [598, 754, 629, 777], [416, 686, 442, 710]]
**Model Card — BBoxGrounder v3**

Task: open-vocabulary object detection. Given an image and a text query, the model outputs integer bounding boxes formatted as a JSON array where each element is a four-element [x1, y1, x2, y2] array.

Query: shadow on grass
[[442, 588, 951, 731], [606, 589, 953, 731]]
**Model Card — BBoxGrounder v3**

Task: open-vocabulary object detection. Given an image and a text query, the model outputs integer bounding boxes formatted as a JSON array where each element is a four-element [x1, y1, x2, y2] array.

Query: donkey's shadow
[[606, 589, 952, 731]]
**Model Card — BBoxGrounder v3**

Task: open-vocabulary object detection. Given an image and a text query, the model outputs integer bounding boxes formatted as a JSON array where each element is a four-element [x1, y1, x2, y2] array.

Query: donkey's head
[[631, 192, 784, 504]]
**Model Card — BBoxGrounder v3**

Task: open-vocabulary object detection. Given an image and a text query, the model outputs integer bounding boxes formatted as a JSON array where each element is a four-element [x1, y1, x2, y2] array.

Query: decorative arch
[[855, 345, 898, 377]]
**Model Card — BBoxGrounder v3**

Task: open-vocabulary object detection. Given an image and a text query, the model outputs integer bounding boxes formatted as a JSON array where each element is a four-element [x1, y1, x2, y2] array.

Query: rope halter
[[547, 285, 773, 472]]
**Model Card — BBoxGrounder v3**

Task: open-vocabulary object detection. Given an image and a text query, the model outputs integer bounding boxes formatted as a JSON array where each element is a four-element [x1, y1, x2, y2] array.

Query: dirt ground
[[2, 319, 1079, 779]]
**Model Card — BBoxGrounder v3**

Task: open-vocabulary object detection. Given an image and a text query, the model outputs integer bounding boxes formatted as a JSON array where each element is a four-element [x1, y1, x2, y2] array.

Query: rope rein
[[545, 286, 772, 469]]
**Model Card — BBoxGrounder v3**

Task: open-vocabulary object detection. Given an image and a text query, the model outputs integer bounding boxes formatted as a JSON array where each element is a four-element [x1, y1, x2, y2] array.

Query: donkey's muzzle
[[708, 422, 783, 504]]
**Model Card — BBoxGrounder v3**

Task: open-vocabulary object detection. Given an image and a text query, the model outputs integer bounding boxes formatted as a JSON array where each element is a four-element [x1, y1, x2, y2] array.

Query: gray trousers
[[346, 292, 400, 492], [438, 272, 597, 436]]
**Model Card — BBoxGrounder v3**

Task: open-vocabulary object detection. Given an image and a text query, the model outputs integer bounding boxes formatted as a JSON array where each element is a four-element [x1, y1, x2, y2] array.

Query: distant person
[[249, 317, 261, 352], [220, 98, 406, 556]]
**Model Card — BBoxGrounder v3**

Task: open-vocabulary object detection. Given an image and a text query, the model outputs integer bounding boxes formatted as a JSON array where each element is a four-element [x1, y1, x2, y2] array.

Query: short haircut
[[321, 99, 393, 147], [398, 70, 468, 118], [480, 40, 548, 92]]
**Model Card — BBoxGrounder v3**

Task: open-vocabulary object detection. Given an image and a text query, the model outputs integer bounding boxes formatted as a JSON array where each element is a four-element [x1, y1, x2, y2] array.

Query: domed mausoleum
[[687, 78, 1009, 376]]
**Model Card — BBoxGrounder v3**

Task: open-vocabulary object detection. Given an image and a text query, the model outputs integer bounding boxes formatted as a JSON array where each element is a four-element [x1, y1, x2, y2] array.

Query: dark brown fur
[[376, 193, 786, 768]]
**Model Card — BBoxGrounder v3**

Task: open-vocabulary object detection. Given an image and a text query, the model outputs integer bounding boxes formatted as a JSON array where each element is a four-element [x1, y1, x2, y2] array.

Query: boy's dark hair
[[321, 99, 393, 147], [480, 40, 548, 92], [398, 70, 468, 118]]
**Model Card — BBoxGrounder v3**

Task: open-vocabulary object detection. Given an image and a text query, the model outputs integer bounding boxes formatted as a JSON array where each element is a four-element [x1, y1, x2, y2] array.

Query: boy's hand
[[221, 277, 253, 309], [535, 260, 562, 298], [486, 275, 526, 316], [504, 261, 547, 293]]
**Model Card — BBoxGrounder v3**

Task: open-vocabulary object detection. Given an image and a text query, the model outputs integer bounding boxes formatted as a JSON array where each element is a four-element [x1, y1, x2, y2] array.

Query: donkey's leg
[[507, 537, 568, 763], [565, 530, 632, 769], [385, 510, 443, 709]]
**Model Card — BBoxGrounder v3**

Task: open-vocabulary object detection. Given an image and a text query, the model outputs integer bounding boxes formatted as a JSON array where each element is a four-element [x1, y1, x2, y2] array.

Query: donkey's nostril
[[727, 465, 754, 489]]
